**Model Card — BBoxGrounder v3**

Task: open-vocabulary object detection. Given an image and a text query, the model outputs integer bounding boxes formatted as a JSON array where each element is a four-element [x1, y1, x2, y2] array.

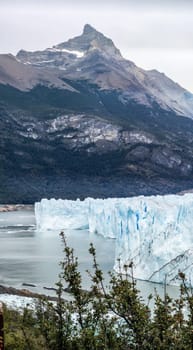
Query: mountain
[[16, 24, 193, 118], [1, 24, 193, 203], [0, 53, 75, 91]]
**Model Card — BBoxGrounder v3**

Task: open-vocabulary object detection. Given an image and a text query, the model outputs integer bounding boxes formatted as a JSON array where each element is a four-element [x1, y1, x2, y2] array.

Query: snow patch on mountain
[[49, 47, 84, 58]]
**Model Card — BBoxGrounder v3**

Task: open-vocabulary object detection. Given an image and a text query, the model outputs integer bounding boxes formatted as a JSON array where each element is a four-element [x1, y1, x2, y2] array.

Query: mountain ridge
[[1, 24, 193, 202], [14, 24, 193, 119]]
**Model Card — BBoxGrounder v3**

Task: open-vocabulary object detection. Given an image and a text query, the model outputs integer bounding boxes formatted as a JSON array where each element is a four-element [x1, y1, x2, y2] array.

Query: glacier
[[35, 194, 193, 285]]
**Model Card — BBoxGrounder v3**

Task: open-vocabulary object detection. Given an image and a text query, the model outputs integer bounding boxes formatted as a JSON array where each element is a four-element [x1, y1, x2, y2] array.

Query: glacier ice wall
[[35, 194, 193, 285], [35, 198, 90, 230]]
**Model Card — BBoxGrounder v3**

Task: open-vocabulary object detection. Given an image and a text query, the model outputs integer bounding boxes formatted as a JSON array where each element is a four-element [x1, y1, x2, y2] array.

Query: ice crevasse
[[35, 194, 193, 285]]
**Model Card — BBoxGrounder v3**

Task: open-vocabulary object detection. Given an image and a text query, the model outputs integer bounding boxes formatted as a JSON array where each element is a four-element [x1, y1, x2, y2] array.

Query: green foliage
[[3, 232, 193, 349], [3, 305, 46, 349]]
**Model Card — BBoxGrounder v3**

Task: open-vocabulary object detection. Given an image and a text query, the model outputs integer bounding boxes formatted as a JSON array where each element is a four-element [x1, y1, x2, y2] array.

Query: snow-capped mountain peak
[[54, 24, 122, 58], [13, 25, 193, 119]]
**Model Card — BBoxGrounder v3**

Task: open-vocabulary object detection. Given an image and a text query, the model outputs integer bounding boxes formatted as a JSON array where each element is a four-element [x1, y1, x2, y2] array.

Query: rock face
[[1, 24, 193, 202]]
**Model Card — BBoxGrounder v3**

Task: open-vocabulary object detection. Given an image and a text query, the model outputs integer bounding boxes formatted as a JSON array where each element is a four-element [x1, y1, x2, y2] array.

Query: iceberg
[[35, 194, 193, 285]]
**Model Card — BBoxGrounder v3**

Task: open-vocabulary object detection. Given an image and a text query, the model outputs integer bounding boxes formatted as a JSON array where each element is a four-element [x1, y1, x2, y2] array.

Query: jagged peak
[[83, 24, 97, 35], [16, 25, 122, 59], [56, 24, 122, 58]]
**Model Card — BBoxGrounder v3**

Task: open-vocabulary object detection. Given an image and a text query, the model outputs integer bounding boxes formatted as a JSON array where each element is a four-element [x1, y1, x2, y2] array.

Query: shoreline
[[0, 204, 33, 212], [0, 284, 58, 302]]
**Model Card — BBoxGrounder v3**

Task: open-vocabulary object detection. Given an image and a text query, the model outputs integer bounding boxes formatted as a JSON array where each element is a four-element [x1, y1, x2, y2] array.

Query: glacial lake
[[0, 208, 179, 303]]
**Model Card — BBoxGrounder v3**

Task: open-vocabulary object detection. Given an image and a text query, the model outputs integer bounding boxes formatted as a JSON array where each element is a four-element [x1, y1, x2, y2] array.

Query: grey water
[[0, 209, 179, 303]]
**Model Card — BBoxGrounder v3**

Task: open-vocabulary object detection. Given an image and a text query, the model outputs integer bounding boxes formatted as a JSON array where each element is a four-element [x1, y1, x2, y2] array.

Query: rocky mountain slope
[[1, 24, 193, 202], [16, 24, 193, 118]]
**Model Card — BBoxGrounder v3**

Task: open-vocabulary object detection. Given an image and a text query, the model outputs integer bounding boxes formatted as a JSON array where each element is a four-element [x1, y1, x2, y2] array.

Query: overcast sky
[[0, 0, 193, 92]]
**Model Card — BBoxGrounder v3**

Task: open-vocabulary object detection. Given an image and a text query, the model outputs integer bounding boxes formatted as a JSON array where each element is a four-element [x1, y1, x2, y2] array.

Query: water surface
[[0, 209, 179, 303]]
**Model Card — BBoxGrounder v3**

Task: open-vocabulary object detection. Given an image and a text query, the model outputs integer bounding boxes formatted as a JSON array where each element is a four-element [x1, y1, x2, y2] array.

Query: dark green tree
[[4, 232, 193, 350]]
